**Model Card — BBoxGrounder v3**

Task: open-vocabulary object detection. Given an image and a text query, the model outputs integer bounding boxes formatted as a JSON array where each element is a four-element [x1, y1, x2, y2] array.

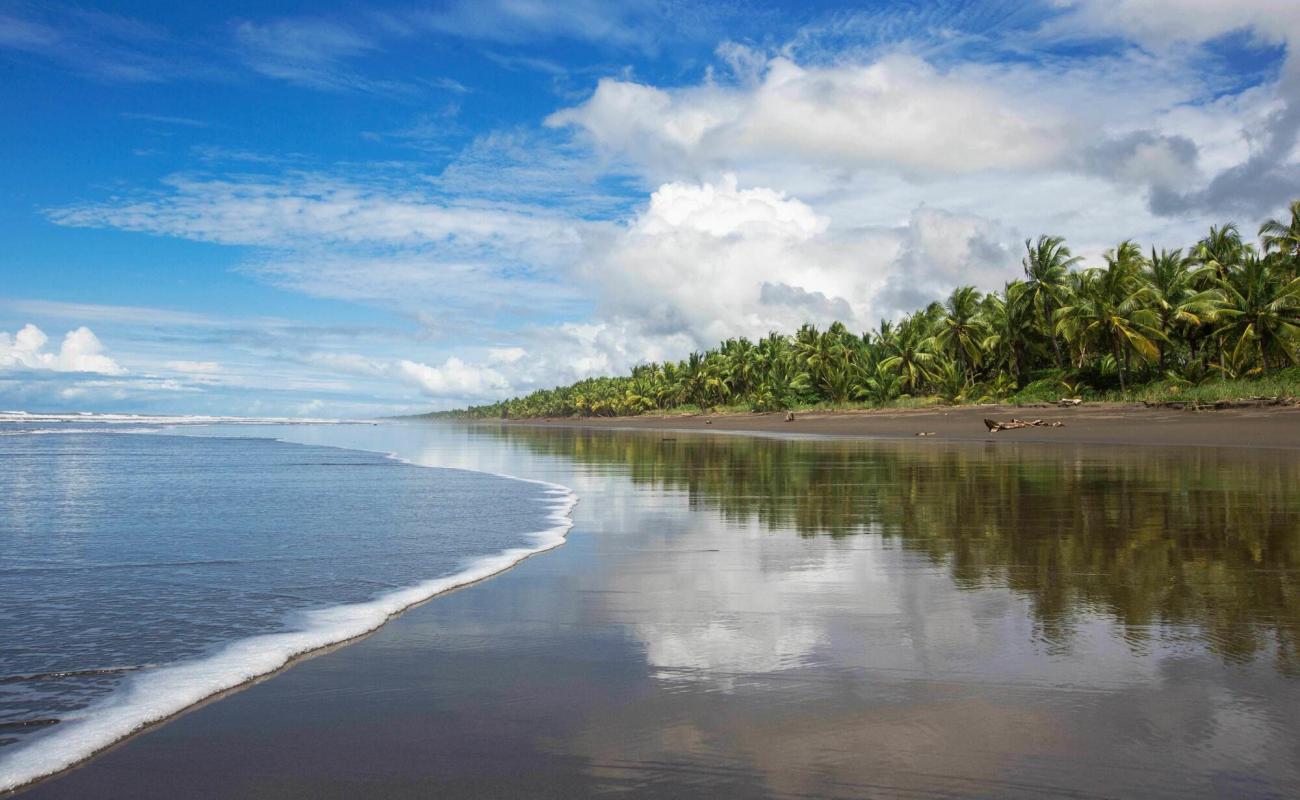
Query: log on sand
[[984, 417, 1065, 433], [1142, 396, 1294, 411]]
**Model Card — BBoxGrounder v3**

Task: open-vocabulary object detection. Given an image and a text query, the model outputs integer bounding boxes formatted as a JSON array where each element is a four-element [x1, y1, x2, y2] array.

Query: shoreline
[[14, 422, 1300, 798], [0, 438, 578, 797], [492, 401, 1300, 450]]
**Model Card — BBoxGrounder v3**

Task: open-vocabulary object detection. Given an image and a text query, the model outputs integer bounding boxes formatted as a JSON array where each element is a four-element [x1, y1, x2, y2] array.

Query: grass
[[1123, 368, 1300, 405]]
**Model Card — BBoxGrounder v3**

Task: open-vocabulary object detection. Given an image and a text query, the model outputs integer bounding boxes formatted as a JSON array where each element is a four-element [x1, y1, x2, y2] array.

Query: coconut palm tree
[[1056, 250, 1163, 394], [1260, 200, 1300, 281], [1214, 253, 1300, 372], [980, 281, 1032, 382], [1194, 224, 1247, 284], [1022, 235, 1081, 367], [880, 314, 938, 395], [933, 286, 987, 384], [1140, 248, 1217, 370]]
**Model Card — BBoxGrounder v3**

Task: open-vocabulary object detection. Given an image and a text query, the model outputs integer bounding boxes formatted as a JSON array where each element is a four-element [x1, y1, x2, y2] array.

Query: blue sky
[[2, 0, 1298, 417]]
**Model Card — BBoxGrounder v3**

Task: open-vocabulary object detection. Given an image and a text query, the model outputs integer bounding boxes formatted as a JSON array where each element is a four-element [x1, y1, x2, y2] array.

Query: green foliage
[[438, 205, 1300, 419], [1012, 376, 1070, 404]]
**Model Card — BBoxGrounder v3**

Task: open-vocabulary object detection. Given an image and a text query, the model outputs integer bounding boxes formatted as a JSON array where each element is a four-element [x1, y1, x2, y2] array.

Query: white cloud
[[405, 0, 685, 52], [229, 17, 418, 95], [486, 347, 527, 364], [48, 173, 597, 322], [0, 324, 125, 375], [397, 357, 509, 399], [578, 175, 894, 349], [548, 54, 1072, 179], [50, 173, 583, 249], [305, 350, 511, 402], [1050, 1, 1300, 57], [165, 360, 221, 373]]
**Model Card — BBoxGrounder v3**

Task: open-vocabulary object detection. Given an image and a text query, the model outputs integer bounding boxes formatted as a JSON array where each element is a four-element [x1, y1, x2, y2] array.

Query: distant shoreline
[[483, 402, 1300, 450]]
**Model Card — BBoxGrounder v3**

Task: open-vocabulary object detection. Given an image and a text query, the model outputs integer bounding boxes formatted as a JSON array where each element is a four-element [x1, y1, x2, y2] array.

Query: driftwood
[[1058, 398, 1082, 407], [785, 411, 796, 422], [984, 417, 1065, 432], [914, 431, 936, 437], [1142, 396, 1293, 411]]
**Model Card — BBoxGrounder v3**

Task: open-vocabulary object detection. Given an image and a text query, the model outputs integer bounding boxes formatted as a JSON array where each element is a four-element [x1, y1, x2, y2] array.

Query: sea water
[[0, 421, 574, 791]]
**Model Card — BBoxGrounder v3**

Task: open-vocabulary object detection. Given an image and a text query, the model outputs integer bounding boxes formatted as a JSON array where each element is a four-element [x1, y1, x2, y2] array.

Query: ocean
[[0, 418, 574, 791]]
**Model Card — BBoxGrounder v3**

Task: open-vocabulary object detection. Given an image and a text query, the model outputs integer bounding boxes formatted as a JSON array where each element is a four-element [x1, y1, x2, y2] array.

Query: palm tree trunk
[[1114, 337, 1127, 394]]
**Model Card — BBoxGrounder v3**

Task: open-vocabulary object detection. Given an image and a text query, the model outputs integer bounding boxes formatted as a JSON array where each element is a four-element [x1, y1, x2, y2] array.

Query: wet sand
[[504, 402, 1300, 449], [13, 422, 1300, 798]]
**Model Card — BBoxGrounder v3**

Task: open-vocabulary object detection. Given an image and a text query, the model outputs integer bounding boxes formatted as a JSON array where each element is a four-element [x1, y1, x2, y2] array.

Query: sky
[[3, 0, 1300, 418]]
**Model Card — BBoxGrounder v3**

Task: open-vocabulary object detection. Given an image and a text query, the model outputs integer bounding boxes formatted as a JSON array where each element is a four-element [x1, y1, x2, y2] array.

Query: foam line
[[0, 462, 577, 793], [0, 412, 368, 425]]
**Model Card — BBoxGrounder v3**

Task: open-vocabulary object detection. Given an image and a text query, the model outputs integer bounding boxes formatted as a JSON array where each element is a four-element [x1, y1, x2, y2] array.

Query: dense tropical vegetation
[[443, 204, 1300, 419]]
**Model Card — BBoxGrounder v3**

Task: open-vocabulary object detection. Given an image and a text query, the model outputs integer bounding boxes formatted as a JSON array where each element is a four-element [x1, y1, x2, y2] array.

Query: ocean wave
[[0, 427, 166, 436], [0, 460, 577, 793], [0, 411, 369, 426]]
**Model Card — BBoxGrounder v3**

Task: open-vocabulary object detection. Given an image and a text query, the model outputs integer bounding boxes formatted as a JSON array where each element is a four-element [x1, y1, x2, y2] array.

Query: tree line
[[443, 202, 1300, 419]]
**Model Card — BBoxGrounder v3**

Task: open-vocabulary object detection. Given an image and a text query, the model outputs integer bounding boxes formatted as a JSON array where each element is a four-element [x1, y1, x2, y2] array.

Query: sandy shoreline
[[12, 421, 1300, 798], [498, 401, 1300, 449]]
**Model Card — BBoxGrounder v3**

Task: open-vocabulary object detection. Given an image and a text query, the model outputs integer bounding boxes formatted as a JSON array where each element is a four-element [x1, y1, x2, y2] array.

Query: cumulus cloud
[[1051, 0, 1300, 217], [547, 54, 1072, 179], [0, 324, 125, 375], [305, 350, 510, 402], [874, 207, 1019, 316], [759, 283, 854, 321], [409, 176, 1024, 397], [578, 175, 874, 348], [397, 357, 509, 398], [1083, 131, 1201, 192]]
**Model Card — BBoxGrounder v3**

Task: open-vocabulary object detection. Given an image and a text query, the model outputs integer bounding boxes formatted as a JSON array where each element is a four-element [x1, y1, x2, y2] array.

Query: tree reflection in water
[[474, 425, 1300, 672]]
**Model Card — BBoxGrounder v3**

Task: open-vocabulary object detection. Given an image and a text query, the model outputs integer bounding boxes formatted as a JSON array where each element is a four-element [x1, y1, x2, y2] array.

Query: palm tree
[[720, 338, 759, 398], [857, 361, 902, 406], [682, 352, 710, 410], [1260, 200, 1300, 282], [1140, 248, 1217, 370], [1056, 250, 1162, 394], [980, 281, 1031, 382], [1194, 224, 1247, 284], [1022, 235, 1081, 368], [934, 286, 987, 384], [1214, 253, 1300, 372], [880, 314, 938, 395]]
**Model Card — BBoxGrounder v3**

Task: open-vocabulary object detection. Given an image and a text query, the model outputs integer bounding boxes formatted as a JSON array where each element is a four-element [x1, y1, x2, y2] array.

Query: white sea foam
[[0, 464, 577, 793], [0, 411, 368, 426], [0, 427, 166, 436]]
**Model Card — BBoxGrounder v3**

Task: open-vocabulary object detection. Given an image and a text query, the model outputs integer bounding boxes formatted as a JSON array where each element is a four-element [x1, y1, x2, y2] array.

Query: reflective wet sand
[[19, 425, 1300, 798]]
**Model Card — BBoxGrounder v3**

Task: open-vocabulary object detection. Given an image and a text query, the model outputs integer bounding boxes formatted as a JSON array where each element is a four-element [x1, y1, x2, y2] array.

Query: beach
[[13, 419, 1300, 798], [502, 401, 1300, 450]]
